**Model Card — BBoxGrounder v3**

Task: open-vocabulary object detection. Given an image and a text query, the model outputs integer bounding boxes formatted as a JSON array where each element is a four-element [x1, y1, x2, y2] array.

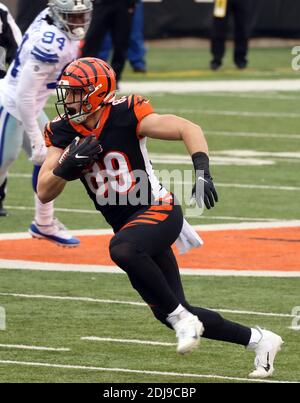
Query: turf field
[[0, 47, 299, 383]]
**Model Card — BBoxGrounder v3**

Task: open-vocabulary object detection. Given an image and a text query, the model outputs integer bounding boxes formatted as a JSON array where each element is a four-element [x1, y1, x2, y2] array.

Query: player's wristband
[[191, 152, 210, 176]]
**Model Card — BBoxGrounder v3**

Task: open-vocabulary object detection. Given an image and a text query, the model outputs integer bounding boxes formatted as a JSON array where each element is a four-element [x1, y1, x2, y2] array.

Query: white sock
[[249, 328, 262, 345], [166, 304, 190, 327], [34, 193, 54, 225]]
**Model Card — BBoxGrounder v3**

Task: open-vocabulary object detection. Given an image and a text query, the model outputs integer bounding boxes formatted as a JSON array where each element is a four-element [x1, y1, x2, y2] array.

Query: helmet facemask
[[56, 83, 93, 124], [56, 82, 116, 124], [48, 0, 92, 40]]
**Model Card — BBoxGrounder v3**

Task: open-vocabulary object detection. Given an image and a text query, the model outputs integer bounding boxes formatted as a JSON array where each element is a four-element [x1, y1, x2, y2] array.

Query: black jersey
[[45, 95, 169, 232]]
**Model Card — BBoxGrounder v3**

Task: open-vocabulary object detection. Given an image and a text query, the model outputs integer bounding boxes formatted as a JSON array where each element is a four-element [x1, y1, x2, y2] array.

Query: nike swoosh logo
[[75, 153, 88, 159], [197, 176, 208, 183], [263, 352, 271, 372]]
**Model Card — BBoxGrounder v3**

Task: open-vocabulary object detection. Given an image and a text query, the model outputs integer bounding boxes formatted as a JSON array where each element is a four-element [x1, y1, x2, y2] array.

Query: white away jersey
[[1, 8, 79, 120]]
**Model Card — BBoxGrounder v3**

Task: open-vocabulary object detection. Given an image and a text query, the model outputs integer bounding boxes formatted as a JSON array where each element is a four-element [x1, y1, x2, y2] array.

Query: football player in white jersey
[[0, 2, 22, 216], [0, 0, 92, 246]]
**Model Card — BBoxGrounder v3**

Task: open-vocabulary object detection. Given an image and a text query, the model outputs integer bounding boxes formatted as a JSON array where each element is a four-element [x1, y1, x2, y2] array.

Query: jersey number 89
[[85, 151, 136, 201]]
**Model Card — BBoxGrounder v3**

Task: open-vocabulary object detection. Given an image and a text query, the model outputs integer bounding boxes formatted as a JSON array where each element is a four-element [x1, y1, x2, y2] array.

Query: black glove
[[191, 152, 218, 209], [53, 136, 102, 181]]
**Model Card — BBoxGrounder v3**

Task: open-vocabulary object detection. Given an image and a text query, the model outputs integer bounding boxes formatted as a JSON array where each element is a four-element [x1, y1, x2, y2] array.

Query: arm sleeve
[[44, 119, 75, 150], [131, 95, 154, 137], [132, 95, 154, 122], [44, 122, 64, 149], [15, 58, 56, 145]]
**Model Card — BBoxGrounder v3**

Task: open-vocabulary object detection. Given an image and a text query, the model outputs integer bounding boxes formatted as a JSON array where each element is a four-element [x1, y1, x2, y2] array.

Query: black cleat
[[210, 60, 222, 71], [132, 67, 147, 73], [236, 60, 248, 70]]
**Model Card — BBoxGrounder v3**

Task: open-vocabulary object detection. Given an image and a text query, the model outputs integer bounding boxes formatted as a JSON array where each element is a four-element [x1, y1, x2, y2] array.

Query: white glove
[[30, 139, 47, 165]]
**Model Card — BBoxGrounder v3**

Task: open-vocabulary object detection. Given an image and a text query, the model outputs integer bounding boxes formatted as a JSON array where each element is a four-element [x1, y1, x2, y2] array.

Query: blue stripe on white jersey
[[31, 46, 59, 63]]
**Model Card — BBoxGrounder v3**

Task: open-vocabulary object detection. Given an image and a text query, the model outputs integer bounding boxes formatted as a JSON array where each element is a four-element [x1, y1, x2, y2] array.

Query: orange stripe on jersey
[[69, 104, 112, 139], [148, 204, 173, 212], [119, 202, 173, 231], [138, 211, 169, 222], [120, 219, 158, 231], [44, 122, 54, 147]]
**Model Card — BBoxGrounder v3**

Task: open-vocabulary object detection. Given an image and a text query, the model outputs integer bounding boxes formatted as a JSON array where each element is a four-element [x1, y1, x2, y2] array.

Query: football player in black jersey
[[38, 58, 283, 378]]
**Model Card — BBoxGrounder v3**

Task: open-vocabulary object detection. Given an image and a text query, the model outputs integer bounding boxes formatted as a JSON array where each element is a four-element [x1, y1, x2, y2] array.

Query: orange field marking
[[0, 227, 299, 271]]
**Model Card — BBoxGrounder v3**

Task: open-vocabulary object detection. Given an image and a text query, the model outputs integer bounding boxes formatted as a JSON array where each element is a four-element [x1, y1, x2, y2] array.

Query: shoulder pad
[[129, 94, 154, 122], [44, 117, 75, 149]]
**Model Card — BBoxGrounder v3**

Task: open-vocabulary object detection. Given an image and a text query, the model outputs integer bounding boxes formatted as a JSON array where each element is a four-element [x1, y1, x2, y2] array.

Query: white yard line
[[120, 79, 300, 94], [1, 220, 300, 240], [288, 326, 300, 331], [0, 228, 114, 240], [157, 108, 300, 119], [207, 183, 300, 191], [0, 292, 296, 318], [150, 151, 299, 166], [0, 359, 294, 383], [81, 337, 176, 347], [191, 220, 300, 231], [8, 172, 300, 191], [190, 216, 280, 222], [0, 292, 145, 307], [0, 344, 70, 352], [0, 261, 299, 277], [216, 150, 300, 159], [0, 205, 290, 222], [8, 173, 31, 178], [189, 92, 300, 101], [206, 130, 300, 140], [5, 205, 99, 214], [181, 181, 300, 191]]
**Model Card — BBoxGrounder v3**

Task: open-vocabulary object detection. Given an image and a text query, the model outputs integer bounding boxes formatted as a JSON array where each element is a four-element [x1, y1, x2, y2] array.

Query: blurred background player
[[0, 2, 21, 78], [0, 0, 92, 245], [0, 2, 22, 216], [210, 0, 252, 70], [81, 0, 137, 85], [98, 0, 147, 73], [16, 0, 47, 34]]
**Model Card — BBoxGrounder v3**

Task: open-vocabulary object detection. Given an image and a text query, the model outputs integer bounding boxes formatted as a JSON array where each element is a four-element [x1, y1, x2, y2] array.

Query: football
[[58, 137, 85, 166]]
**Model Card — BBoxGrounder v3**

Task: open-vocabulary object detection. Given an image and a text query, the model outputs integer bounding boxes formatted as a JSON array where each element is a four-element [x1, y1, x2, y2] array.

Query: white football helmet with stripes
[[48, 0, 93, 40]]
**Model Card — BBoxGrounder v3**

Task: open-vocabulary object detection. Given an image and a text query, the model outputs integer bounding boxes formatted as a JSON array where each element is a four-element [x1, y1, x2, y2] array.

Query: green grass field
[[122, 46, 298, 80], [0, 46, 299, 383], [0, 271, 299, 383]]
